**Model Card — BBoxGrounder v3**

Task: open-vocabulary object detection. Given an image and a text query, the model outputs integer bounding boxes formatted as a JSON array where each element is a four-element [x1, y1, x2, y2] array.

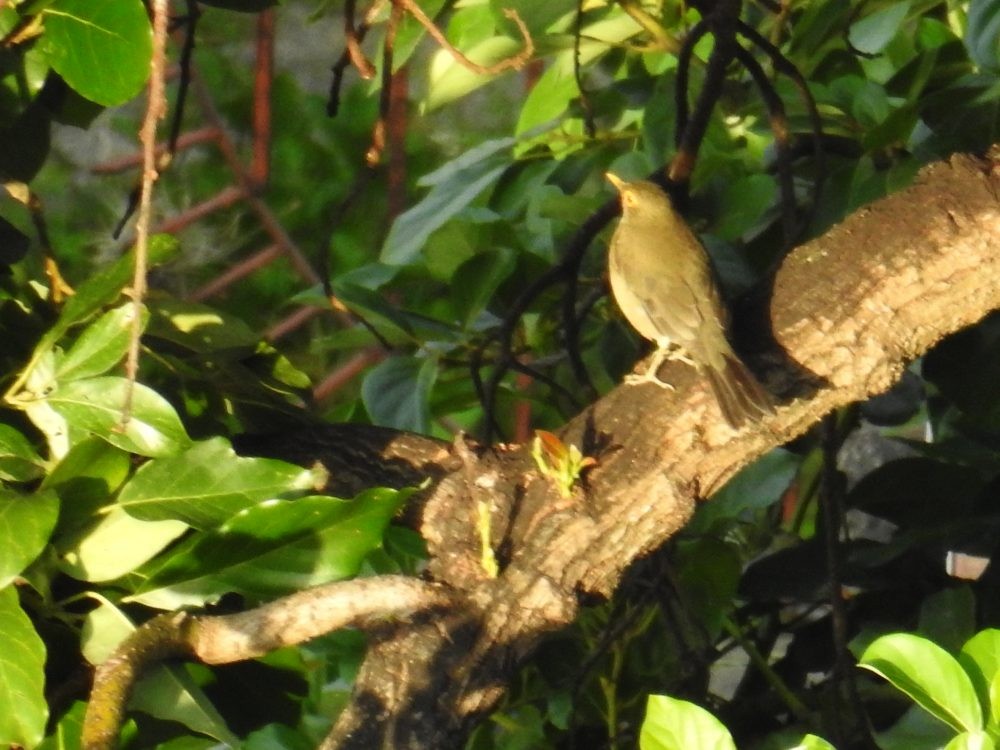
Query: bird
[[605, 172, 773, 428]]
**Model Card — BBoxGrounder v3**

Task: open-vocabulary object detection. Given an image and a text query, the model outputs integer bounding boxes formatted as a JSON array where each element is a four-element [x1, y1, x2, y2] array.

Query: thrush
[[606, 173, 773, 428]]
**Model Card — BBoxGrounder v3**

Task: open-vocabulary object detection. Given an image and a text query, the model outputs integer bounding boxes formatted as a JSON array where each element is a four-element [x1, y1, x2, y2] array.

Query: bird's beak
[[605, 172, 625, 192]]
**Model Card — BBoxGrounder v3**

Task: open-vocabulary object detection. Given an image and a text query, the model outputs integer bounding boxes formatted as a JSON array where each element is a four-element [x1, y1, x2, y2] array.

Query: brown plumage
[[606, 173, 773, 428]]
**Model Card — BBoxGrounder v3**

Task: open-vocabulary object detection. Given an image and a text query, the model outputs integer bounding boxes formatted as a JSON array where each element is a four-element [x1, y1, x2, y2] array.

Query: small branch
[[345, 0, 379, 80], [82, 577, 454, 750], [401, 1, 534, 75], [120, 0, 171, 427], [366, 0, 403, 167]]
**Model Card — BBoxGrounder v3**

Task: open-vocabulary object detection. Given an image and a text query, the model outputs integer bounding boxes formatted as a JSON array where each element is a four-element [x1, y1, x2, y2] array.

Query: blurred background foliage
[[1, 0, 1000, 748]]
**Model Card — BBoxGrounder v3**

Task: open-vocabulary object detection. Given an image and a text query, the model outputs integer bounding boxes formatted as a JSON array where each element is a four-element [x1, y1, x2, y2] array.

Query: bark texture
[[83, 151, 1000, 750]]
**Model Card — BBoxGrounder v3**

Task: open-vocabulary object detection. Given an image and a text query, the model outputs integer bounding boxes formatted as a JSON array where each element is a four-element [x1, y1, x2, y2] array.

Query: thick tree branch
[[84, 150, 1000, 750]]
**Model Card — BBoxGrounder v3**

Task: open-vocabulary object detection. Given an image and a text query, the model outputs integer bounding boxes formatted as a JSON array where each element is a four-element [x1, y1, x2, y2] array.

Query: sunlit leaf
[[0, 585, 47, 749], [41, 0, 152, 106], [130, 488, 410, 607], [639, 694, 736, 750], [47, 376, 190, 457], [860, 633, 983, 734], [55, 303, 147, 382], [118, 437, 325, 529]]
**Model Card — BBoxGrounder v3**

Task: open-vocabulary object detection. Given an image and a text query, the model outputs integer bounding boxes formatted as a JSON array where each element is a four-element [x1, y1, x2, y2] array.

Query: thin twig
[[329, 0, 382, 115], [345, 0, 378, 79], [121, 0, 171, 427], [401, 0, 533, 75], [366, 0, 402, 166]]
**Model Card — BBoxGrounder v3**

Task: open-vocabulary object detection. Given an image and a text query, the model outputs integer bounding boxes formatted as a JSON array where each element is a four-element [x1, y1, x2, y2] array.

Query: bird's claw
[[624, 373, 676, 390]]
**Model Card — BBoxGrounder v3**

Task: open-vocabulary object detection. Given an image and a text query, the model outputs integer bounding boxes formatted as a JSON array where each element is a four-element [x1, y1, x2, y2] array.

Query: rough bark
[[83, 150, 1000, 749], [324, 150, 1000, 748]]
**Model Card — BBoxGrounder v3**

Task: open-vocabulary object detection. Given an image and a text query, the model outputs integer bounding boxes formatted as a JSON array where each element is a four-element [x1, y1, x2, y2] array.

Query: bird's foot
[[624, 372, 676, 390], [662, 348, 697, 367]]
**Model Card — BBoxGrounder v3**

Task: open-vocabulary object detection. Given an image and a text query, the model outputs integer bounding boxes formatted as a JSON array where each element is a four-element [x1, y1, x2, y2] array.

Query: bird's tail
[[705, 355, 774, 429]]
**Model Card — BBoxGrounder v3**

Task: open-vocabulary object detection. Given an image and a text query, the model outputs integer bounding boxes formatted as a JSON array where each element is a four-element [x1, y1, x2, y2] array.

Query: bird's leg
[[624, 343, 675, 389], [661, 344, 697, 367]]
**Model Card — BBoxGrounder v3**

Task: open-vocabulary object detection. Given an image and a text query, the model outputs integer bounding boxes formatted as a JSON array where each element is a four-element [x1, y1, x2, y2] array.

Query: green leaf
[[943, 731, 996, 750], [0, 488, 59, 589], [118, 437, 325, 529], [0, 585, 47, 749], [36, 700, 85, 750], [47, 376, 191, 457], [41, 0, 153, 106], [0, 422, 45, 482], [783, 735, 837, 750], [55, 302, 148, 382], [859, 632, 983, 733], [688, 448, 798, 534], [873, 703, 956, 750], [43, 437, 131, 536], [59, 506, 187, 582], [362, 355, 438, 433], [639, 694, 736, 750], [966, 0, 1000, 72], [848, 2, 912, 56], [515, 12, 645, 141], [131, 666, 240, 745], [424, 36, 523, 111], [130, 488, 410, 607], [713, 174, 777, 241], [959, 629, 1000, 723], [381, 137, 514, 265], [17, 235, 179, 393], [146, 297, 261, 354], [450, 247, 517, 329]]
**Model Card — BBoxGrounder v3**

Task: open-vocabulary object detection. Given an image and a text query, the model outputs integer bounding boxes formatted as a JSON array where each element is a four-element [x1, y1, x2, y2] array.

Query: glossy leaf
[[47, 376, 190, 457], [959, 629, 1000, 722], [943, 731, 996, 750], [55, 303, 147, 382], [130, 488, 410, 607], [0, 488, 59, 589], [639, 694, 736, 750], [118, 437, 325, 529], [859, 633, 983, 733], [784, 735, 837, 750], [41, 0, 152, 106], [0, 585, 47, 749]]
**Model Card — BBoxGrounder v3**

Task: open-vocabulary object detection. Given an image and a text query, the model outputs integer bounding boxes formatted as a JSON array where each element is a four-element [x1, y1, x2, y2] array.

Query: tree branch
[[84, 149, 1000, 750]]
